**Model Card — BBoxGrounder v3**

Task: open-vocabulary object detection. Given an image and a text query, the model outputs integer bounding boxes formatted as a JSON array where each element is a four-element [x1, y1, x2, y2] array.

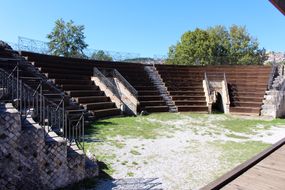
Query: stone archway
[[212, 92, 224, 113]]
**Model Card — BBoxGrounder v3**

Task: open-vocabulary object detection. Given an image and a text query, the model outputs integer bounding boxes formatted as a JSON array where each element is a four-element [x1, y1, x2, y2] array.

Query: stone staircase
[[155, 65, 209, 112], [0, 103, 98, 190], [21, 51, 169, 114], [144, 65, 177, 112], [261, 65, 285, 118], [20, 51, 122, 119]]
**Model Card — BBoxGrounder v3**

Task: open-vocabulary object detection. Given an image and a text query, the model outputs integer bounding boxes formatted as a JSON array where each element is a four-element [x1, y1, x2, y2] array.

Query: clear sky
[[0, 0, 284, 57]]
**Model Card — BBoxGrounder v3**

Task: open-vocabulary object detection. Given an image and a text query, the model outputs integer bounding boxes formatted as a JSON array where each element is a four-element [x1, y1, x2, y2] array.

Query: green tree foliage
[[47, 19, 88, 58], [167, 25, 267, 65], [91, 50, 113, 61]]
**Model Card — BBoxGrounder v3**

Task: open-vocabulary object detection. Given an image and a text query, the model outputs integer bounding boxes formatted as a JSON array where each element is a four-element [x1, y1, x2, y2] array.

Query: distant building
[[265, 51, 285, 64]]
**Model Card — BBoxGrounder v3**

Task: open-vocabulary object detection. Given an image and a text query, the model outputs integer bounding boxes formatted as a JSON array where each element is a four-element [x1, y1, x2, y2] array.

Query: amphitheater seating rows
[[0, 49, 87, 129], [0, 50, 271, 117], [20, 51, 169, 115], [155, 65, 272, 115]]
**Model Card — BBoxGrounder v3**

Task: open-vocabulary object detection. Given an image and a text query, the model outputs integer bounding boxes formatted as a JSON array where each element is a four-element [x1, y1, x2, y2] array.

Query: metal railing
[[112, 69, 138, 97], [4, 37, 167, 64], [268, 64, 278, 90], [0, 59, 85, 150], [97, 67, 139, 114], [0, 66, 65, 133]]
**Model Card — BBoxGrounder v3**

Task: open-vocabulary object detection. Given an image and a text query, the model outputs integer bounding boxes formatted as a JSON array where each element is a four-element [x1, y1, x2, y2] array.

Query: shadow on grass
[[85, 121, 118, 135]]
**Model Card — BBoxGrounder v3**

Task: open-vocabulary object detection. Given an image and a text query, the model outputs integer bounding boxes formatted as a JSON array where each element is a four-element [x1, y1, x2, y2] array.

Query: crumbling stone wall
[[0, 104, 98, 190]]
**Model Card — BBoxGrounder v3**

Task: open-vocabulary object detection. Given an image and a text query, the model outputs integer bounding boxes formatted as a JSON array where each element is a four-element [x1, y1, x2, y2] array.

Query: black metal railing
[[0, 60, 85, 150]]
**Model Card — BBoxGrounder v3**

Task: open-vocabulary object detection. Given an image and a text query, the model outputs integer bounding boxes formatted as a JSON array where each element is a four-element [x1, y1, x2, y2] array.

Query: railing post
[[0, 66, 85, 151]]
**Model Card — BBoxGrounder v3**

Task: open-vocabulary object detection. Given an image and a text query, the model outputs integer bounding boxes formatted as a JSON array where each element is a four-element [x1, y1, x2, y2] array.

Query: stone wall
[[261, 65, 285, 118], [0, 103, 98, 190]]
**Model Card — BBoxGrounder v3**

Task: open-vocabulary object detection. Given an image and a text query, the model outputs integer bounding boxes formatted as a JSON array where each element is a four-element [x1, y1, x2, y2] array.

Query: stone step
[[177, 105, 208, 112], [174, 100, 206, 106], [134, 86, 158, 90], [61, 84, 98, 91], [230, 96, 264, 102], [230, 106, 260, 114], [44, 73, 90, 80], [83, 102, 116, 110], [168, 86, 204, 91], [38, 67, 93, 76], [143, 106, 169, 113], [53, 79, 93, 85], [138, 95, 163, 101], [230, 102, 262, 108], [140, 100, 166, 106], [75, 96, 110, 104], [230, 92, 265, 97], [229, 87, 267, 92], [33, 61, 93, 71], [138, 90, 161, 96], [66, 90, 105, 97], [92, 108, 121, 119], [170, 91, 205, 96], [172, 95, 206, 101]]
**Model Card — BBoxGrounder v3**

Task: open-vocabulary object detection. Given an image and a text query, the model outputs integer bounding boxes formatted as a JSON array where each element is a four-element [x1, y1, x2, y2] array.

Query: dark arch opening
[[212, 92, 224, 113]]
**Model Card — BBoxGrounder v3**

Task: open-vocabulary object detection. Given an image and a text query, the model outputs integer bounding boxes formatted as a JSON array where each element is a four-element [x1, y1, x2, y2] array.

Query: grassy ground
[[83, 113, 285, 189]]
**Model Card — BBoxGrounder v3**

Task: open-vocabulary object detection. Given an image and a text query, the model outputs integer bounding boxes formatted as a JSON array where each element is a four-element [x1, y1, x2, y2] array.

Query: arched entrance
[[212, 92, 224, 113]]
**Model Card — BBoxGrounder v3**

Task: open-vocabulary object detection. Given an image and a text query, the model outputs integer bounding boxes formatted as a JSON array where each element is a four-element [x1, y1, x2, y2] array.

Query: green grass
[[218, 116, 285, 134], [85, 113, 218, 140], [130, 149, 141, 155], [84, 113, 285, 179], [86, 115, 165, 139], [212, 140, 271, 177], [127, 172, 134, 177]]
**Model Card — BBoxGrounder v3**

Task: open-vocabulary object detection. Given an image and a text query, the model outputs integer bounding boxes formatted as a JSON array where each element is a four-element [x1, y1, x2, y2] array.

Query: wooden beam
[[200, 137, 285, 190], [270, 0, 285, 16]]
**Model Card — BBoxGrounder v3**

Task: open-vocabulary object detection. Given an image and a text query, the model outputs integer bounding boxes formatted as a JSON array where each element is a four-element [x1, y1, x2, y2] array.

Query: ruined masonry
[[0, 103, 98, 190]]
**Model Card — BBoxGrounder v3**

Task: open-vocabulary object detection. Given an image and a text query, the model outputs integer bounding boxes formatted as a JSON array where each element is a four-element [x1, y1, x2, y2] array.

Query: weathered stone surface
[[261, 65, 285, 118], [0, 104, 98, 190]]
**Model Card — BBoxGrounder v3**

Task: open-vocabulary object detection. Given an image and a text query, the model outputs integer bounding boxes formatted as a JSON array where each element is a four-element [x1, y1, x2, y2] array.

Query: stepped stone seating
[[0, 49, 87, 130], [20, 52, 121, 119], [21, 51, 168, 113], [205, 66, 272, 115], [155, 65, 208, 112], [99, 65, 168, 113], [19, 51, 272, 116], [156, 65, 272, 115]]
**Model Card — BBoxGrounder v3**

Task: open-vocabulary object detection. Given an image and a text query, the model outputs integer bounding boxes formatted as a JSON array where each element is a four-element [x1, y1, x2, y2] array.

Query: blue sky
[[0, 0, 284, 57]]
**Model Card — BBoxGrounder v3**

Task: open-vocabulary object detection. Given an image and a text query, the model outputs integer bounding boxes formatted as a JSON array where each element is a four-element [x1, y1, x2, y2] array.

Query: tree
[[167, 25, 267, 65], [91, 50, 113, 61], [47, 19, 88, 58], [207, 25, 230, 64], [167, 29, 214, 65], [228, 25, 267, 64]]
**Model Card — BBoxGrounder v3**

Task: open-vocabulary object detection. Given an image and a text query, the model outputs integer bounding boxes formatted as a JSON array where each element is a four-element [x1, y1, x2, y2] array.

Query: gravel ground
[[86, 114, 285, 190]]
